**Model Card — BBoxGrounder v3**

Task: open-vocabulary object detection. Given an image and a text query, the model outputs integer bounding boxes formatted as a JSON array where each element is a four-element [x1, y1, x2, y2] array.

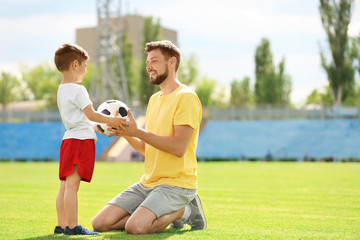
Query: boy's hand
[[108, 110, 137, 137], [94, 124, 105, 135], [108, 110, 129, 131]]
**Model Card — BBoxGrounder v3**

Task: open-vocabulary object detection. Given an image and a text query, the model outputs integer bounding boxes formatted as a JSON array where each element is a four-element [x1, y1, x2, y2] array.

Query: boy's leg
[[125, 206, 184, 234], [92, 204, 131, 231], [64, 165, 81, 229], [56, 181, 67, 229]]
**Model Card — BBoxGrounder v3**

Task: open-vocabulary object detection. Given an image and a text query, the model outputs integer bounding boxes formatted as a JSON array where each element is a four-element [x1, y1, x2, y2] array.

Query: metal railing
[[1, 106, 359, 122]]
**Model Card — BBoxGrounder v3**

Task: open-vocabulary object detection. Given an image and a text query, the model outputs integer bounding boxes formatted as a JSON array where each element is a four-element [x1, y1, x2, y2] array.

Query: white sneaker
[[185, 195, 207, 230]]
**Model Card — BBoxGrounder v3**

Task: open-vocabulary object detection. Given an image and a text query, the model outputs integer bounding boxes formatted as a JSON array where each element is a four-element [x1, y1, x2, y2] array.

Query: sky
[[1, 0, 360, 106]]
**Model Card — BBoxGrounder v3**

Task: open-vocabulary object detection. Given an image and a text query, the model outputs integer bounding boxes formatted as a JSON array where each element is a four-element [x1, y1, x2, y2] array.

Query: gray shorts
[[108, 182, 197, 218]]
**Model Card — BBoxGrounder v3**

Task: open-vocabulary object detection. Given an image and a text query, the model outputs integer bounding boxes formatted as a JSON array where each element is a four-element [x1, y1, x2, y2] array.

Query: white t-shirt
[[57, 83, 97, 141]]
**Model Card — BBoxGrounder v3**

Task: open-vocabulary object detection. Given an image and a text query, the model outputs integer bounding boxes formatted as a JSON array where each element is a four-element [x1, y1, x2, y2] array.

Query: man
[[92, 40, 206, 234]]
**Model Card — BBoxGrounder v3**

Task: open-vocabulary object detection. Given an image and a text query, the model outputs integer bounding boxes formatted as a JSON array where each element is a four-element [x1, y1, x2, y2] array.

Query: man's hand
[[123, 110, 138, 136], [108, 109, 137, 137]]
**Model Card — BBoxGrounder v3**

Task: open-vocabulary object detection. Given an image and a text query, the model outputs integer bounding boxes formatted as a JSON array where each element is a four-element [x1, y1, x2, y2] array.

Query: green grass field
[[0, 162, 359, 240]]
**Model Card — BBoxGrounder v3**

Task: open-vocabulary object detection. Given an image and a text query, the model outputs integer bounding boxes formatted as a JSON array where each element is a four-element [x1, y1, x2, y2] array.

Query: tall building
[[76, 14, 178, 62]]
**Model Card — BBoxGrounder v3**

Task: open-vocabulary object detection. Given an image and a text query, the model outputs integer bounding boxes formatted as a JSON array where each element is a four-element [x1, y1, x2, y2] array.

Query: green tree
[[22, 63, 61, 108], [319, 0, 356, 107], [277, 59, 292, 104], [121, 34, 135, 102], [255, 39, 274, 105], [81, 63, 94, 92], [254, 38, 292, 106], [177, 53, 199, 86], [0, 72, 22, 111], [139, 17, 162, 107], [195, 77, 217, 107], [353, 35, 360, 75], [305, 87, 333, 106], [110, 33, 135, 102], [230, 76, 252, 107]]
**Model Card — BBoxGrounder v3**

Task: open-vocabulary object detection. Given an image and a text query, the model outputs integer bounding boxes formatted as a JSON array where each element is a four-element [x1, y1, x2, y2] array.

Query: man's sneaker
[[185, 195, 207, 230], [64, 225, 99, 235], [54, 226, 64, 234], [169, 219, 185, 229]]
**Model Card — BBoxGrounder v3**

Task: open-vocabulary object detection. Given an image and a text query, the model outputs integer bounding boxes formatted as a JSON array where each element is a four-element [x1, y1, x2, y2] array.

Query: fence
[[203, 106, 360, 120], [0, 105, 359, 122]]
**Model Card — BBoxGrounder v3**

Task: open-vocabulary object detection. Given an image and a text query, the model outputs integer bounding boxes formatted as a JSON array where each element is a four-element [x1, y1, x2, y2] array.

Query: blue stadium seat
[[0, 122, 114, 161], [196, 119, 360, 160]]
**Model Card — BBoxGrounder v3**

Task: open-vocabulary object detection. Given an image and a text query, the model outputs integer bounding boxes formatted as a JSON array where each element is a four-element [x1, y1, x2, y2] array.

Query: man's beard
[[150, 66, 169, 85]]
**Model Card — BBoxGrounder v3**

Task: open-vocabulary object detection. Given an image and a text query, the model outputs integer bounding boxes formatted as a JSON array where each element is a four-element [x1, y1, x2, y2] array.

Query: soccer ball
[[96, 100, 129, 135]]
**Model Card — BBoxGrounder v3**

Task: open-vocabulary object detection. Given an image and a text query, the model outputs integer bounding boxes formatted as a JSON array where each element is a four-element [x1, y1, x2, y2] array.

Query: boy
[[54, 43, 126, 235]]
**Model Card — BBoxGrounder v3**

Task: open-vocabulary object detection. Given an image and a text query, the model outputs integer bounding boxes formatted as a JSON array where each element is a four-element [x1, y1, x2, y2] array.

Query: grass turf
[[0, 162, 359, 239]]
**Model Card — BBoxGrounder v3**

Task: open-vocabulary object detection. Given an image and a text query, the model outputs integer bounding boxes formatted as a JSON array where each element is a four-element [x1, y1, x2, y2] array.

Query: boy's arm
[[83, 104, 127, 130]]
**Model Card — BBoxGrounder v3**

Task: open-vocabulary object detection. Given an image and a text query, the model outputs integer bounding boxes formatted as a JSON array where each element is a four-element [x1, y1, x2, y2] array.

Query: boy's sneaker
[[169, 219, 185, 229], [64, 225, 99, 235], [54, 226, 64, 234], [185, 195, 207, 230]]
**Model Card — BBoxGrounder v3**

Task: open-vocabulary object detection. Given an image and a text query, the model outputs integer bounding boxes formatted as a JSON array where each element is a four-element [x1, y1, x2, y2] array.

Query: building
[[76, 14, 178, 62]]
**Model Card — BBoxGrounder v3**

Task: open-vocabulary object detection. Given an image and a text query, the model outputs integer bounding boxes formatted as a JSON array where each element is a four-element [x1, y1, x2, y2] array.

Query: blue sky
[[1, 0, 360, 105]]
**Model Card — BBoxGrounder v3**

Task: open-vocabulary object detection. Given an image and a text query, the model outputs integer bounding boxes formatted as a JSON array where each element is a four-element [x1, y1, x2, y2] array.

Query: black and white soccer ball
[[96, 100, 129, 135]]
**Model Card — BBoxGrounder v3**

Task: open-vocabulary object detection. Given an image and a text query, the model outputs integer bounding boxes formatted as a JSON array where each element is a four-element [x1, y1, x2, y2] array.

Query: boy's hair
[[145, 40, 181, 71], [54, 43, 89, 72]]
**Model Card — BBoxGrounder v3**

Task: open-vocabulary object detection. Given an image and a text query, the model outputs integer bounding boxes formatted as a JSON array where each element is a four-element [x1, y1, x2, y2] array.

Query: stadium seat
[[0, 122, 114, 161], [196, 119, 360, 160]]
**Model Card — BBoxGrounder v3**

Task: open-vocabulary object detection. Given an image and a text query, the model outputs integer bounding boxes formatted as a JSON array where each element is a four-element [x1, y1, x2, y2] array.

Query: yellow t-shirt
[[139, 84, 202, 189]]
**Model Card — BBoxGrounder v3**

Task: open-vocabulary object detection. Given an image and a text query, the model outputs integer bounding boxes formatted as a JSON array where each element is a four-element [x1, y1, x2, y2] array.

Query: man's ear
[[170, 56, 176, 67]]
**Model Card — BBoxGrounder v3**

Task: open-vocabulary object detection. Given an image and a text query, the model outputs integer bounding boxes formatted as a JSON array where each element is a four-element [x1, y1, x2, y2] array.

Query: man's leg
[[92, 204, 131, 232], [125, 206, 184, 235]]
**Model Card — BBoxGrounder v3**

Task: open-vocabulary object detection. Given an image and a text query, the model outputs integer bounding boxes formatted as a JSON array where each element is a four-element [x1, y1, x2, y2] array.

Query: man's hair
[[145, 40, 181, 71], [54, 43, 89, 72]]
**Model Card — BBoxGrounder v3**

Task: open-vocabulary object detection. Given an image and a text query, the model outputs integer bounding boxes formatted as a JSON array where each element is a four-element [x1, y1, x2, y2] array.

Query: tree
[[113, 34, 135, 102], [255, 38, 273, 105], [254, 38, 292, 106], [305, 87, 333, 106], [80, 63, 94, 92], [319, 0, 356, 107], [230, 76, 252, 107], [21, 64, 61, 108], [277, 59, 292, 104], [139, 17, 162, 107], [177, 53, 199, 86], [0, 72, 22, 111], [353, 35, 360, 75], [195, 77, 217, 107]]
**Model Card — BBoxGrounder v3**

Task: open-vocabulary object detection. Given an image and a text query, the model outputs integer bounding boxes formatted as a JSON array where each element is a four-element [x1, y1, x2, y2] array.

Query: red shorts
[[59, 138, 95, 183]]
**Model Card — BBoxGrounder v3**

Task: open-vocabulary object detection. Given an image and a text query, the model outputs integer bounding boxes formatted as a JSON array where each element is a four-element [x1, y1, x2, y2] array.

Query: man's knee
[[92, 215, 108, 232], [92, 216, 101, 232], [125, 219, 149, 235]]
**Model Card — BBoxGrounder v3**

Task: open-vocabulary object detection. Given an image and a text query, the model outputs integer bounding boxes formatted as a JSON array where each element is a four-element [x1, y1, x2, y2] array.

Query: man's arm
[[110, 110, 194, 158], [122, 136, 146, 156]]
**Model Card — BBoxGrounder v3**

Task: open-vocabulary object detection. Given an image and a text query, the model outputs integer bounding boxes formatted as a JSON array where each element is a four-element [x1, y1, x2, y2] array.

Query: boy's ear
[[71, 60, 79, 69]]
